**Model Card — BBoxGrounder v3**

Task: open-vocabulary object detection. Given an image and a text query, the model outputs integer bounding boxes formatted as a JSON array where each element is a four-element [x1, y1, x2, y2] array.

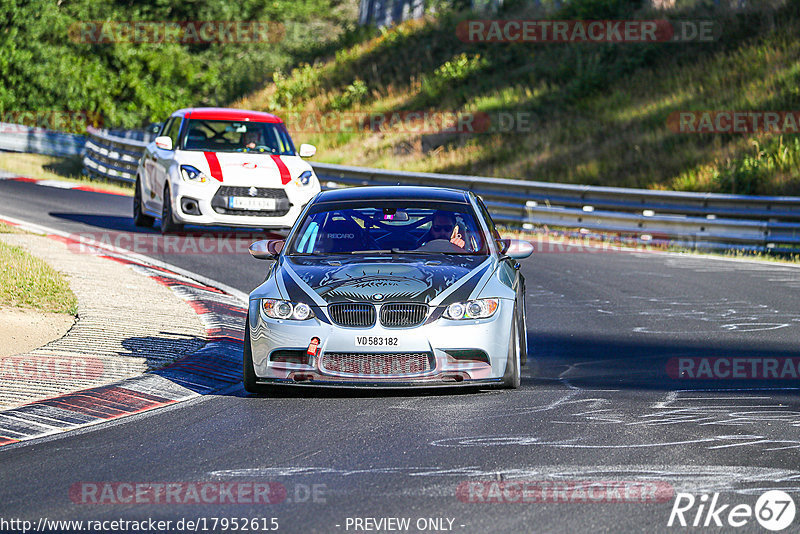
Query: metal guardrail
[[71, 127, 800, 250], [314, 162, 800, 250], [82, 126, 147, 183], [0, 123, 85, 157]]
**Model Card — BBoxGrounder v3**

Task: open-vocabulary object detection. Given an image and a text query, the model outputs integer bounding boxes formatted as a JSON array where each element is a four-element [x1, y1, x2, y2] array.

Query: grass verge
[[0, 153, 133, 196], [0, 228, 78, 314]]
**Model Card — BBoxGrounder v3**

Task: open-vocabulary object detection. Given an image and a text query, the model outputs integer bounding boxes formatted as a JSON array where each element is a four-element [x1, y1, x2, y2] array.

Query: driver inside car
[[420, 210, 466, 249], [242, 129, 263, 150]]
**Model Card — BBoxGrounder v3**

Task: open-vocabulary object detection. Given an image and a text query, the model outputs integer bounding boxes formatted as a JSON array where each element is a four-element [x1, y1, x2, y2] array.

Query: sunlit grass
[[0, 240, 77, 314], [235, 4, 800, 195]]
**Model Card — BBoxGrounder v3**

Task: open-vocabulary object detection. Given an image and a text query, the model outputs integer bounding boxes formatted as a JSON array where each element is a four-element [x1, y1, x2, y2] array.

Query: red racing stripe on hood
[[203, 152, 224, 182], [271, 155, 292, 185]]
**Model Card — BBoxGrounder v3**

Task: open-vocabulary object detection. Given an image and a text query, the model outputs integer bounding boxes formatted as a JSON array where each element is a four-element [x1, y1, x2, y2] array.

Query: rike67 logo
[[668, 490, 796, 531]]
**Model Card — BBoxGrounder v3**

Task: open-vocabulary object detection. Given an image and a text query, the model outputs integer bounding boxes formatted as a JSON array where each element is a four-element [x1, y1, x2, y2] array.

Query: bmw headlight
[[262, 299, 314, 320], [180, 165, 209, 183], [296, 170, 314, 186], [443, 298, 499, 320]]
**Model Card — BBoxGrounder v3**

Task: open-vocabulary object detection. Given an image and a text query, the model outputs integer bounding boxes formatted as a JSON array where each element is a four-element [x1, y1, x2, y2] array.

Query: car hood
[[278, 254, 494, 305], [174, 150, 312, 187]]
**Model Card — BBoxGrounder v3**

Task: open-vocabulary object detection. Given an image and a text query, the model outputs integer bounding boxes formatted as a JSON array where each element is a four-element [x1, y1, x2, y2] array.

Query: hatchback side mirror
[[298, 144, 316, 158], [154, 136, 173, 151]]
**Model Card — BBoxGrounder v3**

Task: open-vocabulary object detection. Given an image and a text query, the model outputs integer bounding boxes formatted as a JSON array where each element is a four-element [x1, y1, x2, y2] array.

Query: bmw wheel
[[518, 293, 528, 366], [243, 318, 264, 394], [502, 307, 521, 389]]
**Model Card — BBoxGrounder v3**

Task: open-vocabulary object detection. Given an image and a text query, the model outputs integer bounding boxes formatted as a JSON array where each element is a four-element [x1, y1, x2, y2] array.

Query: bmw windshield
[[287, 202, 489, 255]]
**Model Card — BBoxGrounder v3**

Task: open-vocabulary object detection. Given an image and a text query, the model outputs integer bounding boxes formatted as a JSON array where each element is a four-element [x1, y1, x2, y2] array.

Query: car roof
[[171, 107, 283, 123], [315, 186, 471, 204]]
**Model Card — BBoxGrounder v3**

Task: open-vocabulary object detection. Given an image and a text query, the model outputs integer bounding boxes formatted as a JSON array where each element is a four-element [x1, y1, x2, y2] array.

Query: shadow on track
[[241, 383, 489, 400], [528, 332, 800, 393]]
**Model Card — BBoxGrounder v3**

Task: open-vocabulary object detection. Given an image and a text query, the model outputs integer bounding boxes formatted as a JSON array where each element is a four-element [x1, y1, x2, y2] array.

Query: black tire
[[243, 319, 264, 394], [133, 177, 155, 227], [502, 308, 521, 389], [518, 295, 528, 366], [160, 185, 183, 234]]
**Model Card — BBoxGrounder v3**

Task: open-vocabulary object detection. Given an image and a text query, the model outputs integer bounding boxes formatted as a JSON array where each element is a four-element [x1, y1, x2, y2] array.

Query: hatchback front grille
[[215, 186, 289, 199], [210, 186, 291, 216], [379, 303, 428, 327], [320, 352, 433, 376], [328, 303, 376, 327]]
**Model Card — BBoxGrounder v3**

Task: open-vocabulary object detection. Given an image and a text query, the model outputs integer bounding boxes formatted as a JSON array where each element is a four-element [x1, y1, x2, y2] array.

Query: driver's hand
[[450, 225, 465, 248]]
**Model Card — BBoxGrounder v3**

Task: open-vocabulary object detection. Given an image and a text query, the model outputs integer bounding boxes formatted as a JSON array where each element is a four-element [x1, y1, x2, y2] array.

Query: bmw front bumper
[[247, 299, 515, 387]]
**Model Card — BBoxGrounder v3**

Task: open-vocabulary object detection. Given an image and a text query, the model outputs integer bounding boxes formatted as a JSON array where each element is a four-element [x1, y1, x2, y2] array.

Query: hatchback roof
[[172, 107, 283, 123]]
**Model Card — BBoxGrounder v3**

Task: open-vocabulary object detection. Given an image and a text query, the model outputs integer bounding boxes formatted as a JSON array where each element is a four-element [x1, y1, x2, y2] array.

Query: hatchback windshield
[[180, 119, 296, 155], [288, 203, 488, 255]]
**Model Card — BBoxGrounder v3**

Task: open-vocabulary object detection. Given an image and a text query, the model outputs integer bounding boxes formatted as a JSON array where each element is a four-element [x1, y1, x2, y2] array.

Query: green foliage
[[0, 0, 357, 129], [329, 79, 369, 110], [420, 53, 488, 104], [268, 64, 321, 111], [712, 137, 800, 194], [555, 0, 644, 20], [260, 0, 800, 195]]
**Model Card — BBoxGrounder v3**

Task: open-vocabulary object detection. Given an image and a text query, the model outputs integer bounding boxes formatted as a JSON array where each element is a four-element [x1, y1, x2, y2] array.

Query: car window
[[180, 119, 296, 155], [166, 117, 182, 146], [159, 117, 174, 138], [475, 196, 503, 250], [288, 203, 488, 255]]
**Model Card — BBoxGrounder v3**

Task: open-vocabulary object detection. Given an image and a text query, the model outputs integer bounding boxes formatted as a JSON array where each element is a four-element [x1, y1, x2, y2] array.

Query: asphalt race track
[[1, 178, 800, 533]]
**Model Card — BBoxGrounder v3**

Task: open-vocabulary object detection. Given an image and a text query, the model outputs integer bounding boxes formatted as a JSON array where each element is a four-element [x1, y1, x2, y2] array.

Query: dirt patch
[[0, 307, 74, 357]]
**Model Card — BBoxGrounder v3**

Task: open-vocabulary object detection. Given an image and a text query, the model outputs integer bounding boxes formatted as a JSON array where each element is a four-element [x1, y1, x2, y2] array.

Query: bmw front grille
[[328, 303, 376, 327], [379, 303, 428, 327], [320, 352, 433, 376], [327, 302, 428, 328]]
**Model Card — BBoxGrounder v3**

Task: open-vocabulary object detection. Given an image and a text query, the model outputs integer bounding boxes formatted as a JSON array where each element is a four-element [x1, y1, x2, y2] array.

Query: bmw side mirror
[[499, 239, 533, 260], [298, 144, 316, 158], [249, 239, 285, 260], [154, 136, 173, 151]]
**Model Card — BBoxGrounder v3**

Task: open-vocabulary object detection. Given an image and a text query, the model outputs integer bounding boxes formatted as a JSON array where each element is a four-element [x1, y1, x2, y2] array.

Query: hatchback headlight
[[262, 299, 314, 320], [180, 165, 209, 183], [296, 170, 314, 186], [443, 298, 499, 320]]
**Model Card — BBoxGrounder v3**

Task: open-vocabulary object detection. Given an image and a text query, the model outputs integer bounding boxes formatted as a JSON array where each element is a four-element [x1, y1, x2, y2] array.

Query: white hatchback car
[[134, 107, 321, 233]]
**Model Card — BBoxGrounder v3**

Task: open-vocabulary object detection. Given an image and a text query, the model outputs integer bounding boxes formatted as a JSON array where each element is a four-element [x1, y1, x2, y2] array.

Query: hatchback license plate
[[228, 197, 276, 210]]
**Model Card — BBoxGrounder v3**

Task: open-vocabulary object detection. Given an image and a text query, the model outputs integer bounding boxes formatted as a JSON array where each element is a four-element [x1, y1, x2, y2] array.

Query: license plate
[[355, 336, 399, 347], [228, 196, 276, 210]]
